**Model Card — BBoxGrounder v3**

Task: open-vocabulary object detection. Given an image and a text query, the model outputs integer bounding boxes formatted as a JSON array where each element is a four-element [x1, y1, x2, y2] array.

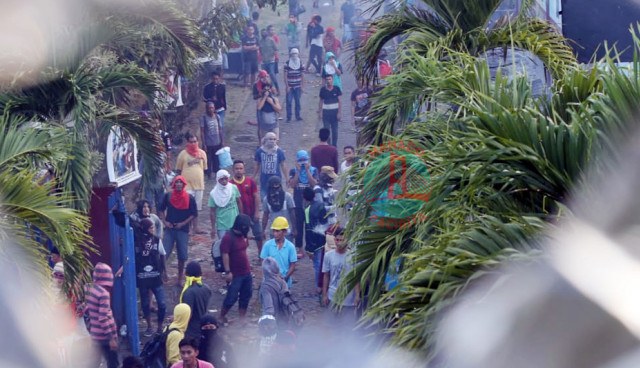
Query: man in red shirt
[[310, 128, 339, 173], [231, 160, 263, 254], [219, 214, 253, 326]]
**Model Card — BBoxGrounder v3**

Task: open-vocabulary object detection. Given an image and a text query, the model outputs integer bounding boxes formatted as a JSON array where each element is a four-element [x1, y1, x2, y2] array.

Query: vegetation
[[340, 0, 640, 359]]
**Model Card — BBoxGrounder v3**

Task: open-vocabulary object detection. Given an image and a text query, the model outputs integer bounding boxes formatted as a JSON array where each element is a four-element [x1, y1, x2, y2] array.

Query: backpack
[[140, 327, 178, 368], [280, 291, 305, 328], [211, 239, 225, 273]]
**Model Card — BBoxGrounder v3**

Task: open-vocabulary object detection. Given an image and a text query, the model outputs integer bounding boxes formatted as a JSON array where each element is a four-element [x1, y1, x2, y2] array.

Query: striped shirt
[[85, 283, 117, 340], [284, 61, 305, 88]]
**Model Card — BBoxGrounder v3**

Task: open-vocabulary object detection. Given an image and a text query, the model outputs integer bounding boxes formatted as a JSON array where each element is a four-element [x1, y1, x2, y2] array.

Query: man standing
[[314, 166, 338, 227], [202, 71, 227, 140], [158, 175, 198, 285], [322, 228, 359, 324], [305, 15, 324, 75], [220, 214, 254, 325], [259, 28, 279, 93], [231, 160, 263, 254], [180, 261, 212, 339], [242, 25, 260, 87], [289, 150, 318, 257], [350, 78, 373, 131], [254, 132, 287, 199], [318, 74, 342, 147], [284, 48, 304, 123], [200, 102, 224, 180], [208, 170, 242, 241], [310, 128, 339, 173], [260, 216, 298, 288], [262, 176, 297, 242], [175, 132, 206, 234], [85, 262, 119, 368], [303, 187, 327, 297], [340, 0, 356, 43]]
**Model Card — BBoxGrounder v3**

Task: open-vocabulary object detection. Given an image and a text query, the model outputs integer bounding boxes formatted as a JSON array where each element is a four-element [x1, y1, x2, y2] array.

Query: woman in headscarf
[[262, 176, 296, 241], [198, 314, 237, 368], [130, 199, 163, 239], [208, 169, 242, 240], [260, 257, 289, 321], [166, 303, 191, 366], [321, 51, 343, 91], [135, 218, 167, 337]]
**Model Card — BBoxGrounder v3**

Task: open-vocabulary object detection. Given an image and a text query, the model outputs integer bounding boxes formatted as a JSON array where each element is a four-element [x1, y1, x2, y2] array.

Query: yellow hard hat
[[270, 216, 290, 230]]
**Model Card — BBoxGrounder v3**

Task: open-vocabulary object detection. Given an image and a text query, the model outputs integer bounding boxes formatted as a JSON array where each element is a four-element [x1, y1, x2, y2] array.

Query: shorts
[[163, 228, 189, 261], [260, 111, 277, 131], [251, 218, 263, 241], [187, 189, 203, 210], [243, 54, 259, 74]]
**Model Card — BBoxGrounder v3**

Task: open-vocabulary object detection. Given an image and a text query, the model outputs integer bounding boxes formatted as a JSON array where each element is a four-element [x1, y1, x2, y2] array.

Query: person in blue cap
[[288, 150, 318, 257]]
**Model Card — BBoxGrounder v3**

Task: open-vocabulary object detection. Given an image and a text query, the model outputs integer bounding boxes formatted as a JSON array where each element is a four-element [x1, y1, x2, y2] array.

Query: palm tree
[[337, 40, 640, 358], [355, 0, 576, 145], [0, 114, 94, 296]]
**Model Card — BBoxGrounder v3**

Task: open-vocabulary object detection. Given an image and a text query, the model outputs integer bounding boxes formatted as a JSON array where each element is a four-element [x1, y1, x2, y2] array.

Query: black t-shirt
[[351, 87, 372, 117], [158, 193, 198, 232], [319, 86, 342, 106], [242, 35, 258, 59], [341, 2, 355, 25], [202, 82, 226, 110]]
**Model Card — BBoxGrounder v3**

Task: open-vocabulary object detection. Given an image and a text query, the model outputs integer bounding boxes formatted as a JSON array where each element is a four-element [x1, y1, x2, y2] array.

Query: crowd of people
[[47, 2, 393, 367]]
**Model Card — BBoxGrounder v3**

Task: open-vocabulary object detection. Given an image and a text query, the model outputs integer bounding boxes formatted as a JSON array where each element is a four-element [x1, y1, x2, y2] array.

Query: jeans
[[342, 23, 352, 43], [217, 110, 226, 142], [309, 45, 323, 73], [92, 340, 119, 368], [286, 87, 302, 120], [312, 247, 324, 289], [223, 274, 253, 309], [293, 207, 305, 248], [322, 108, 339, 146], [262, 62, 280, 92], [163, 229, 189, 261], [139, 284, 167, 325]]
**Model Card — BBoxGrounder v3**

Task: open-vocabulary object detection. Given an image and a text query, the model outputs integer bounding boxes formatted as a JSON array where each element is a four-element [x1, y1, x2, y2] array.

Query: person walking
[[262, 176, 297, 242], [322, 228, 360, 325], [289, 150, 318, 257], [323, 27, 342, 60], [303, 187, 328, 297], [259, 28, 280, 93], [251, 70, 272, 129], [254, 132, 287, 199], [208, 169, 242, 241], [350, 78, 373, 131], [285, 14, 302, 52], [219, 214, 254, 325], [202, 71, 227, 140], [231, 160, 263, 254], [340, 0, 356, 43], [260, 217, 297, 288], [318, 74, 342, 147], [200, 102, 224, 180], [305, 15, 324, 75], [321, 52, 343, 91], [180, 261, 212, 339], [283, 48, 304, 123], [175, 132, 207, 234], [257, 82, 282, 142], [260, 257, 290, 324], [85, 262, 119, 368], [310, 128, 339, 173], [158, 175, 198, 286]]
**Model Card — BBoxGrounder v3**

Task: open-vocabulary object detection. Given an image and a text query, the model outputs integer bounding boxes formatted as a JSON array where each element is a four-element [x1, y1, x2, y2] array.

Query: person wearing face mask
[[158, 176, 198, 286], [208, 170, 242, 241], [262, 176, 296, 242], [197, 314, 237, 368], [314, 166, 338, 227], [321, 52, 343, 91], [257, 82, 282, 141], [219, 214, 253, 325], [283, 48, 304, 123], [254, 132, 288, 199], [176, 131, 207, 234]]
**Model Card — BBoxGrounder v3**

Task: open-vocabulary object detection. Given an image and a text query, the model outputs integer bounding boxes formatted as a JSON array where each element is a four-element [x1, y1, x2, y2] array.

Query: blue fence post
[[108, 188, 140, 355]]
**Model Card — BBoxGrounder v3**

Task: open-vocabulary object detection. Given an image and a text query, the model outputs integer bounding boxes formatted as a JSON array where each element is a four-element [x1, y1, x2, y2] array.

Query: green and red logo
[[363, 141, 431, 229]]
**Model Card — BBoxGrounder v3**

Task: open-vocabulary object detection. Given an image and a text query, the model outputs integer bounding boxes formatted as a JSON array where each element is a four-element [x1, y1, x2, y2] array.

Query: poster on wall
[[106, 127, 141, 187]]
